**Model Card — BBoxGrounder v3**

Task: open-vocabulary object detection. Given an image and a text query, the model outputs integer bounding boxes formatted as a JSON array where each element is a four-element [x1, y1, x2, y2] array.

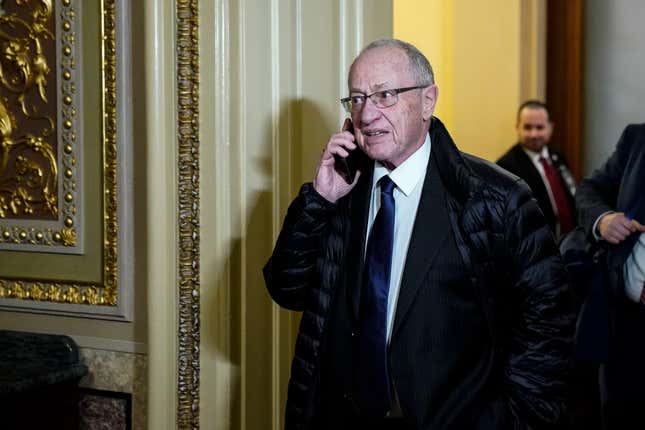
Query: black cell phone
[[333, 120, 364, 184]]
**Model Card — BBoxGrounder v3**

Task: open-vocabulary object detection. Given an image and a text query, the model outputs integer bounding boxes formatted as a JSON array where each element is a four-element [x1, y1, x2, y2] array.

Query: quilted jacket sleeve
[[263, 183, 337, 311], [500, 180, 575, 428]]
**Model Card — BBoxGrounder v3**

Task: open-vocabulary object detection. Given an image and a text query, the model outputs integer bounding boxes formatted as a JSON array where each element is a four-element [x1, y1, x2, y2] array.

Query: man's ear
[[546, 120, 555, 139], [422, 85, 438, 121]]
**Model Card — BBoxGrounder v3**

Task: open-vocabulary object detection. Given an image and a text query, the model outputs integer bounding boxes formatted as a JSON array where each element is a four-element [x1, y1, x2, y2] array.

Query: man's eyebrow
[[349, 82, 390, 93], [371, 82, 390, 91]]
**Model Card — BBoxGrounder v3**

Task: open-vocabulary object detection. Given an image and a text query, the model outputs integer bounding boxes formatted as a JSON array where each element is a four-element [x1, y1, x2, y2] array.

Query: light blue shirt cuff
[[624, 232, 645, 303]]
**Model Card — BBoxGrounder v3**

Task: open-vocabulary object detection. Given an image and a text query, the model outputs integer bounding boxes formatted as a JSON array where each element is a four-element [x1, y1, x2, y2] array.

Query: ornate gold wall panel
[[0, 0, 81, 251], [0, 0, 132, 319]]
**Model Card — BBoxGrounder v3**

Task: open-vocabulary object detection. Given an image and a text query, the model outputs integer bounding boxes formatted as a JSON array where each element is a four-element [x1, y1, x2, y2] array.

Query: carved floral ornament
[[0, 0, 122, 311], [0, 0, 79, 248]]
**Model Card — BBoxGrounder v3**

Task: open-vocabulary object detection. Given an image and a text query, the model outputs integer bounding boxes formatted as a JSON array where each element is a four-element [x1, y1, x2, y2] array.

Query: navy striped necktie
[[356, 175, 395, 417]]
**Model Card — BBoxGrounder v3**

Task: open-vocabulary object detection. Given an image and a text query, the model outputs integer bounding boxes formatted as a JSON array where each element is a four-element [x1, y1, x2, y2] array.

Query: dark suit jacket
[[575, 123, 645, 406], [577, 124, 645, 293], [321, 151, 493, 429], [497, 143, 575, 235]]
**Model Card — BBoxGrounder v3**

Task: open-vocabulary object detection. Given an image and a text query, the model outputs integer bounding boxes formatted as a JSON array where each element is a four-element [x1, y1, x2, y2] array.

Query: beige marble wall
[[79, 348, 148, 430]]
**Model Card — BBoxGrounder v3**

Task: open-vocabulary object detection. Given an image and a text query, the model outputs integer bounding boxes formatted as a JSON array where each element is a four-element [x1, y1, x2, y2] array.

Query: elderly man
[[264, 39, 574, 429], [497, 100, 577, 240]]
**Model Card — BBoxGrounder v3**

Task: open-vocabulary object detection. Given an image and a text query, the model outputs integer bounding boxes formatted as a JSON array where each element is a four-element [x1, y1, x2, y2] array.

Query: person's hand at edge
[[598, 212, 645, 244]]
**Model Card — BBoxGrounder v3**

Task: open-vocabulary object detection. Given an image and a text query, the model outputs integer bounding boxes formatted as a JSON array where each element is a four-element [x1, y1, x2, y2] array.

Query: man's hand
[[598, 212, 645, 244], [313, 118, 362, 203]]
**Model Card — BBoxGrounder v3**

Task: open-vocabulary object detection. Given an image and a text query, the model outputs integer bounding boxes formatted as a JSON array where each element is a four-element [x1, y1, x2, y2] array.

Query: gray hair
[[350, 38, 435, 86]]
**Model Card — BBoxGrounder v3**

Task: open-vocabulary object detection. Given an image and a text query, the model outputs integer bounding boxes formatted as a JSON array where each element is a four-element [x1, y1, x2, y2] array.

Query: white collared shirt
[[624, 232, 645, 303], [522, 145, 562, 236], [366, 134, 431, 343]]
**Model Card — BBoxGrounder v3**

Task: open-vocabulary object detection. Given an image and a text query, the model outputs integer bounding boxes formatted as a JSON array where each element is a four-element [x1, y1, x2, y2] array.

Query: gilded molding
[[176, 0, 200, 428], [0, 0, 80, 248], [0, 277, 106, 304], [101, 0, 118, 305], [0, 0, 119, 308], [59, 0, 80, 242]]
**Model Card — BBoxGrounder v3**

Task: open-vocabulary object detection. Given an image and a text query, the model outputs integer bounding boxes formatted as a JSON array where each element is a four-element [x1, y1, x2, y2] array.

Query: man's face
[[516, 107, 553, 153], [348, 47, 436, 169]]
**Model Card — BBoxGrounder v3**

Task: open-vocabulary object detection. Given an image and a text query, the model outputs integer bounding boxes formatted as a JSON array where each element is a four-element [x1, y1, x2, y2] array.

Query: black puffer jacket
[[263, 118, 574, 429]]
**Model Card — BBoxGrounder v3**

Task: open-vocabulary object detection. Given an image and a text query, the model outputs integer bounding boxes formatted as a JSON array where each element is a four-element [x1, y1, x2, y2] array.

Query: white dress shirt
[[366, 134, 431, 343], [522, 146, 562, 236], [624, 232, 645, 303]]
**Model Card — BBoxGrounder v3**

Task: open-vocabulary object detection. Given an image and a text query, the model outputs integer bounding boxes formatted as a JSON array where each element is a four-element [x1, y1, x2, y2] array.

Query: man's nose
[[358, 98, 381, 124]]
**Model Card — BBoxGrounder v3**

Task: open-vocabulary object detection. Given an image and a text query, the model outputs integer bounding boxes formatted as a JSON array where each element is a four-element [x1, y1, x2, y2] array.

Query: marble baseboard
[[79, 348, 147, 430], [80, 389, 131, 430]]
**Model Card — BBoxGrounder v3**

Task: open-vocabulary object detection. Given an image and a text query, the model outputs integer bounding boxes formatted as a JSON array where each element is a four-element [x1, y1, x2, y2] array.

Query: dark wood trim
[[546, 0, 584, 180]]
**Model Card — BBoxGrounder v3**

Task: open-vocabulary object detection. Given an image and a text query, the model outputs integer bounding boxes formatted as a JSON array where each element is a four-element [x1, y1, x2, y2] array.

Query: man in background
[[499, 102, 594, 429], [576, 123, 645, 429], [497, 100, 576, 240]]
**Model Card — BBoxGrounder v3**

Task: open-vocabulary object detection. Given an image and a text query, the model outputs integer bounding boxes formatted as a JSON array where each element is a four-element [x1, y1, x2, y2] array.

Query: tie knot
[[379, 176, 396, 196]]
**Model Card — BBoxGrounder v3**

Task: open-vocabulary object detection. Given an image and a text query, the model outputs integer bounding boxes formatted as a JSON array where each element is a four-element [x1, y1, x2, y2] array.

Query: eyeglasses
[[340, 85, 430, 113]]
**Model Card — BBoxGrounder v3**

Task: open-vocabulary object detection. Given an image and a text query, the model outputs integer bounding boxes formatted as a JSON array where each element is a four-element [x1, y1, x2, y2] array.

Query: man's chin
[[524, 142, 545, 152], [362, 141, 390, 158], [364, 148, 387, 163], [368, 152, 397, 170]]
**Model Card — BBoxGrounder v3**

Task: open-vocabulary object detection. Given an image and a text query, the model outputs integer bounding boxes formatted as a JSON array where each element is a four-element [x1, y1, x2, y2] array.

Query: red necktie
[[539, 156, 574, 235]]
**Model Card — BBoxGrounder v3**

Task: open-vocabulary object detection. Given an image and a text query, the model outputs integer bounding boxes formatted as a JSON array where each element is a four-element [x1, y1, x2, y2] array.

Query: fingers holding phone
[[314, 119, 364, 203], [334, 119, 362, 184]]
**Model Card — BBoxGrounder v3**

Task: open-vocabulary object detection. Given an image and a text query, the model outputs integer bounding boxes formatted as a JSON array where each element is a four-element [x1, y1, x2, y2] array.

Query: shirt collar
[[372, 133, 431, 197], [522, 144, 550, 162]]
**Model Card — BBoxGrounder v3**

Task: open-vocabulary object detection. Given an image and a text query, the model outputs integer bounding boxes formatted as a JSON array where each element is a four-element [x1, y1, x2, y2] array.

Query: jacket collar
[[428, 117, 476, 206]]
